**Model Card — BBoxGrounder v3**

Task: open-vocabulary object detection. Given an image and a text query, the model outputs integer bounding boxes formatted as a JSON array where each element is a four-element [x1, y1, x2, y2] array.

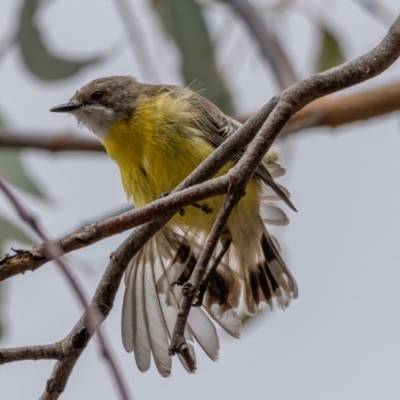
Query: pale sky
[[1, 1, 400, 399]]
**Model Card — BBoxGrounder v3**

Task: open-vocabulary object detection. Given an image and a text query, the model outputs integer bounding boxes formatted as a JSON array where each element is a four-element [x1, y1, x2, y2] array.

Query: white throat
[[72, 104, 115, 140]]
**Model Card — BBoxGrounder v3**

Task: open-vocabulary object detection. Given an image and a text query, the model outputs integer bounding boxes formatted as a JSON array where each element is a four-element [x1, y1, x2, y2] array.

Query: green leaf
[[315, 27, 345, 73], [152, 0, 234, 114], [0, 149, 45, 199], [16, 0, 101, 81], [0, 215, 35, 251]]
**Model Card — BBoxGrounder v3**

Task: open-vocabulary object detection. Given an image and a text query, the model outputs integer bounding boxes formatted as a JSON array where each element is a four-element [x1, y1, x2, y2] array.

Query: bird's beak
[[49, 102, 82, 113]]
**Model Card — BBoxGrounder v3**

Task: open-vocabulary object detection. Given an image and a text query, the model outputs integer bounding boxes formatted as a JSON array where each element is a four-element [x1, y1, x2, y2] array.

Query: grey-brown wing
[[185, 91, 296, 211]]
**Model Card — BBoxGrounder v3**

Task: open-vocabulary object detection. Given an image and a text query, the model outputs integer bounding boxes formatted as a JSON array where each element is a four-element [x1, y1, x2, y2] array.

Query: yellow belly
[[101, 94, 261, 234]]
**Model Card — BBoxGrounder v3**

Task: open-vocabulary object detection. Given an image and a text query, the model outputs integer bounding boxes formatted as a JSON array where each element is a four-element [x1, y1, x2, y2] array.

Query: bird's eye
[[91, 91, 104, 101]]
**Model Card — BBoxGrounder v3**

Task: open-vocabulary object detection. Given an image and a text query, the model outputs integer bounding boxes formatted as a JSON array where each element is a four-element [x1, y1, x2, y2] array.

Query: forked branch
[[1, 13, 400, 397]]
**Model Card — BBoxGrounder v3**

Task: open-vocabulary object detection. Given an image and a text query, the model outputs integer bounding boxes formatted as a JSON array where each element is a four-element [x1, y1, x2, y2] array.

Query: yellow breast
[[101, 91, 260, 233]]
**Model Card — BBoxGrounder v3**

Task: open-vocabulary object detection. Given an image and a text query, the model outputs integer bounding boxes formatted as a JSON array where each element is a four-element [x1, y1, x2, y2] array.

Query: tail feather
[[261, 230, 298, 300], [257, 265, 274, 306], [203, 306, 241, 338], [204, 262, 241, 314], [122, 228, 230, 375], [121, 158, 298, 375], [234, 217, 298, 315], [142, 251, 171, 376], [187, 307, 219, 361], [122, 222, 297, 375]]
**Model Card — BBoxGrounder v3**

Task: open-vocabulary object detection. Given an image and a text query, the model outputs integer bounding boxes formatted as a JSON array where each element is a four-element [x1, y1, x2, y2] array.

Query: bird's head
[[50, 76, 139, 138]]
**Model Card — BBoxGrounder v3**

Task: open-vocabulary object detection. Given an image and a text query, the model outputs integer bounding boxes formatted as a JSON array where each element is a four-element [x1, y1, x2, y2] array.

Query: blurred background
[[1, 0, 400, 399]]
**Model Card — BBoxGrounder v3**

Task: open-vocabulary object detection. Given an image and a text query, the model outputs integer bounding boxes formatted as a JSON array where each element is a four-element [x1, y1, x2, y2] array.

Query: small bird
[[50, 76, 298, 376]]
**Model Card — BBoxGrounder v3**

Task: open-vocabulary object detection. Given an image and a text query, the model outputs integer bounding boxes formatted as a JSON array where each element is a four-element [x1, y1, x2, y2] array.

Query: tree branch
[[42, 214, 175, 399], [280, 81, 400, 137], [0, 130, 104, 152], [0, 91, 279, 281], [1, 12, 400, 392], [2, 79, 400, 154], [168, 13, 400, 366], [169, 93, 293, 366], [1, 11, 400, 300], [168, 191, 241, 366], [0, 343, 63, 364], [2, 74, 400, 157], [0, 175, 230, 281], [0, 176, 131, 400]]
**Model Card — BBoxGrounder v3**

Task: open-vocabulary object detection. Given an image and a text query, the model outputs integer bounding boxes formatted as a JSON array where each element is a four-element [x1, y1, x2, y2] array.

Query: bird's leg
[[193, 233, 232, 307], [158, 192, 185, 216], [191, 202, 213, 214], [158, 192, 213, 216]]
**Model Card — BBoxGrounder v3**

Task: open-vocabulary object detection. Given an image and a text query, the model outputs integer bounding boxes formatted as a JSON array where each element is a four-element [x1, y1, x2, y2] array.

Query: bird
[[50, 76, 298, 377]]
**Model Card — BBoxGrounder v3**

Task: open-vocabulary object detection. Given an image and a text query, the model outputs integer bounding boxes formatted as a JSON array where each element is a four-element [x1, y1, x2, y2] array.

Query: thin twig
[[0, 95, 280, 281], [169, 90, 293, 366], [0, 343, 63, 364], [168, 192, 240, 366], [168, 13, 400, 363], [1, 14, 400, 284], [3, 79, 400, 153], [113, 0, 159, 81], [1, 12, 400, 392], [0, 176, 229, 281], [42, 215, 173, 399], [280, 81, 400, 137], [42, 10, 400, 382], [0, 176, 131, 400], [0, 130, 104, 152], [226, 0, 298, 88], [234, 80, 400, 130]]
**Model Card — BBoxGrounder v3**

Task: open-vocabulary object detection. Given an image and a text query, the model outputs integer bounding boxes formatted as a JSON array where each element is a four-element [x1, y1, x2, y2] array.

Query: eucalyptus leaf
[[315, 27, 345, 73], [152, 0, 233, 114], [16, 0, 101, 80], [0, 149, 45, 199], [0, 215, 35, 251]]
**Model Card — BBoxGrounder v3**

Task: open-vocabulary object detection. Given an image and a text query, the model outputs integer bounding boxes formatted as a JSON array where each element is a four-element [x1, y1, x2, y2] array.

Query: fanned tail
[[239, 224, 298, 315], [121, 156, 297, 376], [121, 227, 236, 376]]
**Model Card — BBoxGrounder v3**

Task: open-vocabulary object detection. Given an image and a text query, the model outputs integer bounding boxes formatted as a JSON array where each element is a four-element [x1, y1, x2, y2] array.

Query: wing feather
[[133, 253, 152, 372], [260, 203, 289, 226], [186, 307, 219, 361], [121, 261, 136, 352], [265, 161, 286, 178], [203, 306, 241, 339], [143, 251, 171, 377]]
